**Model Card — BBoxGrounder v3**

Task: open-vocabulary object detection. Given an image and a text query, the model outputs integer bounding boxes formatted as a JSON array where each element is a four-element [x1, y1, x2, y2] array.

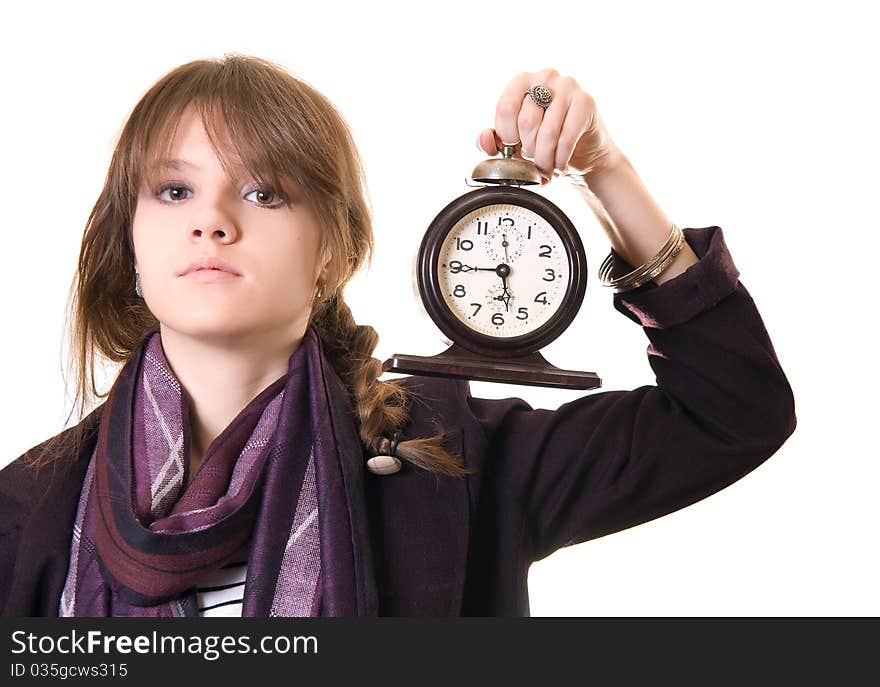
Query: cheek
[[264, 236, 320, 285], [202, 247, 313, 324], [260, 252, 316, 302], [131, 212, 163, 268]]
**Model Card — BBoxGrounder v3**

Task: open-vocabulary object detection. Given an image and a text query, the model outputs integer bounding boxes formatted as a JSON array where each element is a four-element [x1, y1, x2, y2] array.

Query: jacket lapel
[[362, 381, 471, 616], [316, 341, 380, 615], [310, 342, 472, 615]]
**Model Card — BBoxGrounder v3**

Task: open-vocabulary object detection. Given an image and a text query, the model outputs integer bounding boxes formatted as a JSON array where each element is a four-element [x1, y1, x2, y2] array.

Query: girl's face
[[132, 107, 331, 344]]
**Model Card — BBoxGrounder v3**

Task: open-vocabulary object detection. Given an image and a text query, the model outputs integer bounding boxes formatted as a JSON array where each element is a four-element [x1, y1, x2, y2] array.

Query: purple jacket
[[0, 226, 797, 616]]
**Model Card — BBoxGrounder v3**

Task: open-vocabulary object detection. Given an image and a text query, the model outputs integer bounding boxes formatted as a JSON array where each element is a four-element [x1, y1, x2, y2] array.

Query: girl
[[0, 55, 796, 617]]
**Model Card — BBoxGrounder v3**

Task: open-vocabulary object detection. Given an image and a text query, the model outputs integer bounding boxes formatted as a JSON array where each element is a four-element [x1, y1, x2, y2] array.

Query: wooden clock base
[[382, 343, 601, 390]]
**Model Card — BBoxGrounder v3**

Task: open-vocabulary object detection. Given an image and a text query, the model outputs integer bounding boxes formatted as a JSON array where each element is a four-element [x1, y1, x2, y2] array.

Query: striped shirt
[[195, 561, 247, 617]]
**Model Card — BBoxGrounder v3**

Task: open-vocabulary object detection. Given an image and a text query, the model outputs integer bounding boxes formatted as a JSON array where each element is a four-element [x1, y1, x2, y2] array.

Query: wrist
[[582, 144, 629, 185]]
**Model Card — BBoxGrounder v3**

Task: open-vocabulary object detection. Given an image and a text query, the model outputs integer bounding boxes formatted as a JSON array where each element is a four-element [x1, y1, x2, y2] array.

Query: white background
[[1, 0, 876, 616]]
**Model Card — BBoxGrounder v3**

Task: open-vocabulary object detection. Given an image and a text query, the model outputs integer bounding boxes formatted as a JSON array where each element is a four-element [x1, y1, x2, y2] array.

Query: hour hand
[[449, 261, 498, 273]]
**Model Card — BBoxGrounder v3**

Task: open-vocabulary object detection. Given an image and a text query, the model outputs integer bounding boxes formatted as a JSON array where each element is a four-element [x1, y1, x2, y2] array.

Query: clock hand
[[500, 274, 512, 312], [494, 263, 513, 312], [492, 286, 512, 312], [451, 263, 499, 272]]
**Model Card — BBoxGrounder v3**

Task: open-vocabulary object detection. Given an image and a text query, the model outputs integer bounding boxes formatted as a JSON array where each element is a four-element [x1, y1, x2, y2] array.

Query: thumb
[[476, 128, 498, 155]]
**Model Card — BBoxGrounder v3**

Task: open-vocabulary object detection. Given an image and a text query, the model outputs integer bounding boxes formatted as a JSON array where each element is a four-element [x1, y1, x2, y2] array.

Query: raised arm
[[464, 223, 796, 561], [466, 68, 797, 562]]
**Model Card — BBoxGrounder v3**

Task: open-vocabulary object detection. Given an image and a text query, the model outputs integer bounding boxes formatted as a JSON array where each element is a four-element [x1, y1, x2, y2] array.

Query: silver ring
[[525, 84, 553, 110]]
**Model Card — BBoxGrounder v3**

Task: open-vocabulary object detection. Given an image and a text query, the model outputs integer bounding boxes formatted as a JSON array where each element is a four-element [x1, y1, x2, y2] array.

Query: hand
[[476, 68, 623, 186]]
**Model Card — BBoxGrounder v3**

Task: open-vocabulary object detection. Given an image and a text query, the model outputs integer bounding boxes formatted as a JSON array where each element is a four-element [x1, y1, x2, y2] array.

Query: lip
[[183, 269, 241, 283], [179, 257, 242, 279]]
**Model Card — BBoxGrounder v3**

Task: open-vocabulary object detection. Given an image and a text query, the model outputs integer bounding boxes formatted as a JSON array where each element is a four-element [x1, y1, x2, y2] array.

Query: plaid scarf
[[58, 325, 369, 617]]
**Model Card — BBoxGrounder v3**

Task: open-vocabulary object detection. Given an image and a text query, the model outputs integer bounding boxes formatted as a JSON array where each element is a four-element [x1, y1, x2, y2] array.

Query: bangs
[[131, 96, 306, 206]]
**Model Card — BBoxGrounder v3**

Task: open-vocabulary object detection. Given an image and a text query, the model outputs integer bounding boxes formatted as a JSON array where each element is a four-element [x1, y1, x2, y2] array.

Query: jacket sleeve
[[0, 452, 40, 614], [0, 409, 101, 616], [463, 226, 797, 563], [0, 494, 23, 614]]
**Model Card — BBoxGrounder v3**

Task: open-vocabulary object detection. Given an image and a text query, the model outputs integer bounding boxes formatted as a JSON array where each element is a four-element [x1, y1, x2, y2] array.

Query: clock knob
[[498, 141, 521, 158], [470, 140, 542, 187]]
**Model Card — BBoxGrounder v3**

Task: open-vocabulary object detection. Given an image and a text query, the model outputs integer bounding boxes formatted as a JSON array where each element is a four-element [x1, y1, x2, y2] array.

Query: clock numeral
[[470, 303, 482, 317], [534, 291, 549, 305], [449, 260, 463, 273], [491, 313, 505, 326], [497, 217, 514, 227], [453, 284, 466, 297], [538, 244, 552, 258], [527, 225, 532, 239], [477, 220, 489, 236], [542, 268, 556, 281], [455, 237, 473, 251], [516, 307, 529, 320]]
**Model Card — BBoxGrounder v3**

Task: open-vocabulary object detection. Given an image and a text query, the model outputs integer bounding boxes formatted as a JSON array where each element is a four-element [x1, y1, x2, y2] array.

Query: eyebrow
[[150, 157, 253, 176], [147, 158, 300, 194], [152, 158, 202, 171]]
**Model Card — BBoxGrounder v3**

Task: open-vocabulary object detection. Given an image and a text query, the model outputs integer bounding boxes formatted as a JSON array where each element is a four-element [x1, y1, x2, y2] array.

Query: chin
[[158, 313, 256, 341], [158, 310, 306, 344]]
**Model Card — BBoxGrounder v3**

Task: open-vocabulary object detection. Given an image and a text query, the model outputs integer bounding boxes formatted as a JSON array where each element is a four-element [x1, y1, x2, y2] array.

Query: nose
[[188, 187, 241, 244], [190, 225, 238, 243]]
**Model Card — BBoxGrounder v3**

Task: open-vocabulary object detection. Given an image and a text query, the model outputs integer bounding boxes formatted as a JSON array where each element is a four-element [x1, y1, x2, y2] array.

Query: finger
[[553, 90, 591, 173], [476, 128, 498, 155], [475, 127, 529, 163], [517, 91, 545, 162], [494, 69, 557, 147], [492, 129, 529, 161], [532, 78, 577, 179]]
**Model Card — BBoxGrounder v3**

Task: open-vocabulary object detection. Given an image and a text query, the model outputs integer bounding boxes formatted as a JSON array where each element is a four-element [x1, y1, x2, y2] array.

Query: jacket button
[[366, 454, 402, 475], [366, 430, 403, 475]]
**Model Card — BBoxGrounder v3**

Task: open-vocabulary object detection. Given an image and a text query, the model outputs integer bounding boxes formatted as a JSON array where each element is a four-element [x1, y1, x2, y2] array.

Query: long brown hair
[[27, 53, 471, 478]]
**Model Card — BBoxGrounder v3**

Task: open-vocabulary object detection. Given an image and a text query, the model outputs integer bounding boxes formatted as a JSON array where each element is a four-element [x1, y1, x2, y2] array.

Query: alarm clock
[[382, 142, 601, 390]]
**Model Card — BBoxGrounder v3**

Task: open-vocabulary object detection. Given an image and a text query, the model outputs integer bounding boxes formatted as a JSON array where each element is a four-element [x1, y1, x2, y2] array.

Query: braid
[[311, 292, 473, 478]]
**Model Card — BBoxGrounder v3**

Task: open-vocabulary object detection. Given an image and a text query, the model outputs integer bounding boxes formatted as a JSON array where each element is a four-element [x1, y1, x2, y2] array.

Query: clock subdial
[[485, 224, 525, 265], [486, 283, 514, 314], [437, 203, 569, 338]]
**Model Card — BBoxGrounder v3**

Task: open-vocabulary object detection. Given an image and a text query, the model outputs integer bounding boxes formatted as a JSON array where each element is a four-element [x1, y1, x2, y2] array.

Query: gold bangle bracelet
[[599, 227, 682, 292], [600, 222, 680, 286], [616, 226, 683, 291], [599, 222, 679, 290], [598, 223, 684, 293]]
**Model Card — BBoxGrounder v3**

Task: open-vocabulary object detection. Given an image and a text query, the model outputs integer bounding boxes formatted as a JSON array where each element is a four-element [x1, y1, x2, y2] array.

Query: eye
[[152, 182, 289, 208], [155, 184, 192, 203], [244, 186, 288, 208]]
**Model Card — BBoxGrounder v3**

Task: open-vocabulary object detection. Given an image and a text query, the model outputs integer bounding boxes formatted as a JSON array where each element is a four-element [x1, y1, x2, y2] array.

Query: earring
[[134, 271, 143, 298]]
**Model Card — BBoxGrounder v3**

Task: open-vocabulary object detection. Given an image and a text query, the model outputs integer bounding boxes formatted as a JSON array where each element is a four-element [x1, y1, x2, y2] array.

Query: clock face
[[437, 203, 569, 339]]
